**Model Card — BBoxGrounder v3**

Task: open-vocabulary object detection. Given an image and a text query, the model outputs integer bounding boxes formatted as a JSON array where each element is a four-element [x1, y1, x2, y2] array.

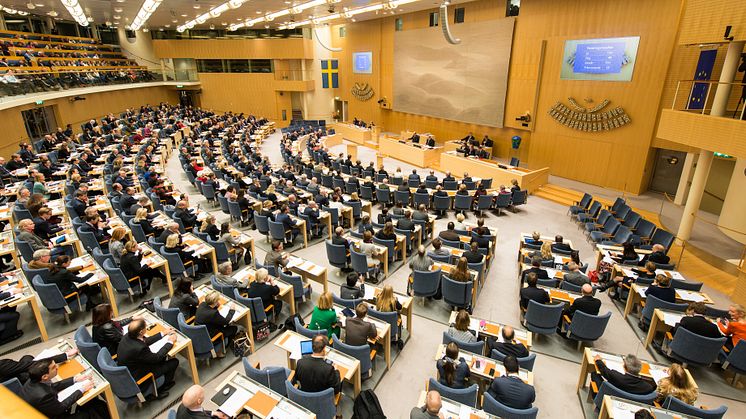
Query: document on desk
[[677, 290, 705, 303], [545, 268, 558, 278], [604, 360, 626, 375], [149, 336, 171, 353], [56, 381, 87, 402], [363, 286, 376, 301], [649, 368, 668, 384], [269, 400, 307, 419], [282, 333, 304, 360], [34, 347, 64, 361], [219, 305, 237, 323], [662, 312, 682, 327], [218, 387, 252, 417], [69, 258, 87, 270]]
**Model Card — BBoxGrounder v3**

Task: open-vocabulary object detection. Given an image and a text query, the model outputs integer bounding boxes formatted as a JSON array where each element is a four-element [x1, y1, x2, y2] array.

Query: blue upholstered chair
[[177, 313, 224, 361], [562, 311, 612, 350], [665, 327, 727, 367], [427, 377, 478, 407], [74, 325, 102, 371], [242, 358, 292, 396], [98, 347, 163, 404], [524, 301, 564, 337], [441, 275, 473, 311], [661, 395, 727, 419], [325, 240, 348, 271], [593, 380, 656, 410], [332, 334, 375, 379], [412, 269, 441, 299], [285, 382, 337, 419], [442, 331, 484, 355], [490, 349, 537, 372], [483, 392, 538, 419]]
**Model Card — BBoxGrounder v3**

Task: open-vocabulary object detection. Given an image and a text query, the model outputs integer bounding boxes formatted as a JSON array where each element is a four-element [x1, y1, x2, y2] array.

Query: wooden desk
[[140, 243, 173, 296], [286, 255, 328, 293], [595, 244, 652, 270], [45, 340, 120, 419], [333, 303, 392, 371], [416, 390, 499, 418], [440, 152, 549, 193], [331, 123, 371, 145], [537, 284, 580, 305], [183, 232, 219, 274], [212, 371, 315, 418], [447, 311, 532, 348], [274, 330, 362, 397], [193, 283, 255, 353], [623, 283, 714, 319], [70, 254, 119, 316], [643, 308, 719, 349], [138, 309, 200, 384], [598, 395, 699, 419], [576, 348, 696, 393], [344, 234, 389, 278], [232, 265, 296, 315], [0, 230, 19, 269], [1, 269, 48, 341], [379, 136, 442, 168]]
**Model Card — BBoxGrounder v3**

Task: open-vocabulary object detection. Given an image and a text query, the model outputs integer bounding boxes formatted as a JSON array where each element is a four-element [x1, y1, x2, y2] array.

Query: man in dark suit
[[425, 136, 436, 147], [462, 241, 484, 264], [71, 190, 89, 219], [303, 201, 324, 237], [486, 355, 535, 409], [246, 267, 283, 317], [345, 303, 378, 347], [159, 223, 181, 244], [119, 187, 138, 212], [33, 207, 63, 241], [275, 204, 299, 243], [563, 284, 601, 319], [293, 334, 341, 394], [591, 354, 656, 395], [487, 326, 529, 359], [638, 244, 670, 266], [174, 200, 198, 230], [129, 196, 151, 216], [314, 189, 330, 208], [519, 273, 550, 310], [408, 169, 421, 184], [409, 132, 420, 143], [331, 226, 350, 251], [20, 357, 107, 419], [438, 222, 461, 242], [521, 257, 550, 281], [481, 135, 494, 148], [552, 235, 573, 253], [117, 319, 178, 398], [443, 172, 455, 182], [673, 302, 721, 338], [425, 170, 438, 183], [79, 214, 110, 247], [396, 210, 415, 232], [176, 384, 228, 419]]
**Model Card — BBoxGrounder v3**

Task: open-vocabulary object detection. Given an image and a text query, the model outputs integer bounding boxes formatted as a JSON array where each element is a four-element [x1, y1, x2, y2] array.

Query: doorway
[[334, 99, 348, 122], [178, 90, 200, 108], [649, 149, 686, 197], [21, 106, 57, 141]]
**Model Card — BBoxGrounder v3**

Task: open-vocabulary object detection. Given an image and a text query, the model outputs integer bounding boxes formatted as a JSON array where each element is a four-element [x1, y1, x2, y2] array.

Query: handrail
[[676, 79, 746, 86], [702, 189, 725, 203]]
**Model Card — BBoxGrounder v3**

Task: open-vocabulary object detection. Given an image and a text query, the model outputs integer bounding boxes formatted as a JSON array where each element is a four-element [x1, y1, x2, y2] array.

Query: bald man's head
[[182, 385, 205, 410], [582, 284, 593, 296], [425, 390, 442, 414]]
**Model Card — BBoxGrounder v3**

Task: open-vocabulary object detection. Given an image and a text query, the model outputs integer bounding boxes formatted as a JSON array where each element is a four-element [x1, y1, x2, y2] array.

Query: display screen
[[560, 36, 640, 81], [352, 52, 373, 74]]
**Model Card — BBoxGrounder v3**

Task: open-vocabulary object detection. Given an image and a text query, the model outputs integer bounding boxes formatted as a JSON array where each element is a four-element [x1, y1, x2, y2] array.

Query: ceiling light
[[59, 0, 90, 26], [47, 11, 58, 17], [114, 7, 123, 13], [256, 11, 263, 14], [193, 5, 200, 9], [87, 17, 93, 22], [221, 22, 227, 25], [172, 19, 177, 23], [35, 3, 45, 6], [130, 0, 164, 31], [113, 15, 120, 19], [143, 28, 149, 32], [26, 3, 35, 10], [181, 14, 188, 17], [179, 0, 248, 32], [164, 24, 171, 28]]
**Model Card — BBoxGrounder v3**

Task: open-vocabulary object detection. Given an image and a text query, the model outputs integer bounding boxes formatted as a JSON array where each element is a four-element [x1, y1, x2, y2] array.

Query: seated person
[[530, 242, 554, 264], [447, 310, 477, 343], [264, 240, 289, 274], [0, 349, 75, 384], [344, 303, 378, 347], [174, 200, 198, 231], [644, 274, 676, 303], [718, 304, 746, 350], [487, 326, 529, 359], [429, 238, 451, 257], [562, 262, 590, 287], [639, 244, 670, 266], [655, 363, 698, 405], [309, 291, 341, 338], [462, 241, 484, 264], [672, 302, 721, 338], [519, 273, 550, 310], [176, 384, 229, 419], [487, 355, 535, 409], [562, 284, 601, 322], [591, 354, 656, 395], [438, 222, 461, 242], [340, 272, 365, 300], [195, 291, 238, 357], [213, 261, 248, 291], [436, 342, 470, 389], [170, 279, 199, 319], [246, 268, 283, 318], [117, 319, 179, 397], [525, 231, 543, 246], [293, 335, 342, 394], [521, 256, 550, 281], [92, 303, 134, 355], [552, 235, 572, 252], [410, 391, 443, 419]]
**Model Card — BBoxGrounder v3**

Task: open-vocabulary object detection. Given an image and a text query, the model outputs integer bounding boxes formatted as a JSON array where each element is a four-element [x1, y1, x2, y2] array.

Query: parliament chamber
[[1, 1, 746, 419]]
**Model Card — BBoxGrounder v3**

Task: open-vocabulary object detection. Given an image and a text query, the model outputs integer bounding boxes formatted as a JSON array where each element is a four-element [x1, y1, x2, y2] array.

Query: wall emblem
[[351, 82, 374, 101], [548, 98, 630, 132]]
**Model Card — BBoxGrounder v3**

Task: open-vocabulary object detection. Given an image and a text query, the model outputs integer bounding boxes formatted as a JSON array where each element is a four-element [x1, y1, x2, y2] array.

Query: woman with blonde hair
[[532, 241, 553, 262], [454, 213, 466, 230], [33, 172, 49, 199], [133, 207, 161, 237], [376, 285, 402, 313], [108, 227, 127, 265], [449, 257, 471, 283], [719, 304, 746, 350], [120, 240, 163, 293], [656, 363, 698, 404], [309, 291, 340, 338], [200, 214, 219, 241]]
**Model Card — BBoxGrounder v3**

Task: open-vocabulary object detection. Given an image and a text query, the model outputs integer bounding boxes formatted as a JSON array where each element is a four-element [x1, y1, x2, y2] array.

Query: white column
[[677, 41, 744, 242], [718, 157, 746, 244], [673, 152, 696, 206]]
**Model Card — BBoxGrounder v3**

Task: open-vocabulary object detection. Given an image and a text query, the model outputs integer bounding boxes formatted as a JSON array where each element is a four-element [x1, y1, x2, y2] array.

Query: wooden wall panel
[[0, 86, 178, 159], [679, 0, 746, 44], [196, 73, 290, 126], [153, 38, 314, 59]]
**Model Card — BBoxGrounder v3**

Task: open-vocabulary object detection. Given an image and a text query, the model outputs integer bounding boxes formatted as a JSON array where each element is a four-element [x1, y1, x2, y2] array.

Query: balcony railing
[[671, 79, 746, 120]]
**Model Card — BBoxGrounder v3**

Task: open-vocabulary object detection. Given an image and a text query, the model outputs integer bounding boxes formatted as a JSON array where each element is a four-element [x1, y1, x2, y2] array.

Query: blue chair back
[[511, 189, 527, 206], [441, 275, 473, 310], [295, 316, 326, 339], [254, 212, 270, 235], [98, 347, 157, 403], [103, 258, 140, 294], [159, 248, 189, 276], [442, 331, 484, 355], [350, 247, 374, 277], [268, 220, 287, 242], [490, 349, 536, 371], [372, 237, 396, 262], [525, 301, 564, 335], [495, 193, 512, 209], [566, 311, 611, 343], [433, 195, 451, 212], [483, 392, 538, 419], [15, 239, 35, 262], [428, 377, 479, 407], [662, 396, 727, 419], [593, 380, 656, 410], [228, 201, 244, 221], [128, 219, 148, 242], [33, 275, 84, 314], [332, 334, 373, 378], [217, 194, 230, 214], [74, 326, 102, 371], [333, 293, 361, 309], [92, 247, 114, 267], [202, 183, 216, 201], [672, 278, 703, 291], [669, 327, 727, 366], [413, 192, 430, 208], [210, 275, 236, 298], [412, 269, 440, 298], [375, 188, 390, 204], [454, 194, 473, 211], [641, 294, 687, 327], [325, 240, 347, 269], [359, 185, 373, 200], [154, 296, 181, 328], [77, 229, 101, 253], [242, 358, 291, 396], [368, 308, 399, 342], [649, 228, 675, 252], [1, 378, 22, 396], [279, 270, 306, 300], [394, 190, 410, 206], [177, 313, 221, 359], [22, 262, 50, 284], [285, 382, 336, 419]]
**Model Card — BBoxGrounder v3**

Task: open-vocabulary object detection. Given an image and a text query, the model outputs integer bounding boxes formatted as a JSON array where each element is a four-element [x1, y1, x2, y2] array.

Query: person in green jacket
[[309, 291, 341, 338]]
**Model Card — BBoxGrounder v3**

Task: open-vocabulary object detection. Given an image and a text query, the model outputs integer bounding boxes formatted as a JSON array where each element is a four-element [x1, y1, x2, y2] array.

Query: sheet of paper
[[662, 312, 682, 327], [34, 347, 64, 361], [677, 290, 705, 303], [69, 258, 86, 269], [218, 305, 237, 323], [218, 387, 252, 417], [649, 368, 668, 384], [546, 268, 558, 278], [363, 286, 376, 301], [149, 336, 171, 353], [268, 400, 306, 419], [604, 360, 626, 374], [57, 381, 86, 402]]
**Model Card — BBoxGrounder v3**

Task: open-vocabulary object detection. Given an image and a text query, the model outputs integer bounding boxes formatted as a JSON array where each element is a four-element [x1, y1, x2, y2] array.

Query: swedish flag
[[321, 59, 338, 89]]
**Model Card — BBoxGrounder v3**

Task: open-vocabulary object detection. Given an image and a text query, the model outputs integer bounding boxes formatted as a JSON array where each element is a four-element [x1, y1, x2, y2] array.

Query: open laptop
[[300, 339, 313, 356]]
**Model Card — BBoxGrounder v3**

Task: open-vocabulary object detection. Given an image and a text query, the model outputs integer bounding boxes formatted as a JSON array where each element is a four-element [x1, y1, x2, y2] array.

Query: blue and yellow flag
[[321, 59, 338, 88]]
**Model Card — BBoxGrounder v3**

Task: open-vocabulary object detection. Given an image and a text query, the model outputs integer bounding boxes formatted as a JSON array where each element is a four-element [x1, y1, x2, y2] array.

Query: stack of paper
[[149, 336, 171, 353], [218, 388, 252, 417], [677, 290, 705, 303], [56, 381, 88, 402], [34, 347, 64, 361], [218, 305, 237, 323]]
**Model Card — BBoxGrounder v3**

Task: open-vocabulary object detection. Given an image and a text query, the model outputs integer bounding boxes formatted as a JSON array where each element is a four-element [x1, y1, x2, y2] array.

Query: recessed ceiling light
[[221, 22, 227, 25], [143, 28, 149, 32], [181, 14, 188, 17], [34, 3, 44, 6], [264, 24, 270, 28], [47, 11, 58, 17], [193, 5, 200, 9], [256, 11, 262, 14], [26, 3, 35, 9], [164, 24, 171, 27], [113, 15, 120, 19], [284, 1, 291, 3], [87, 17, 94, 22], [172, 19, 177, 23], [114, 7, 123, 13]]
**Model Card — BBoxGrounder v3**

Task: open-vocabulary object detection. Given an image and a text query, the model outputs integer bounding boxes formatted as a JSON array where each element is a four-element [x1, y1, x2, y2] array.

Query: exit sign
[[176, 85, 184, 88], [35, 100, 43, 105]]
